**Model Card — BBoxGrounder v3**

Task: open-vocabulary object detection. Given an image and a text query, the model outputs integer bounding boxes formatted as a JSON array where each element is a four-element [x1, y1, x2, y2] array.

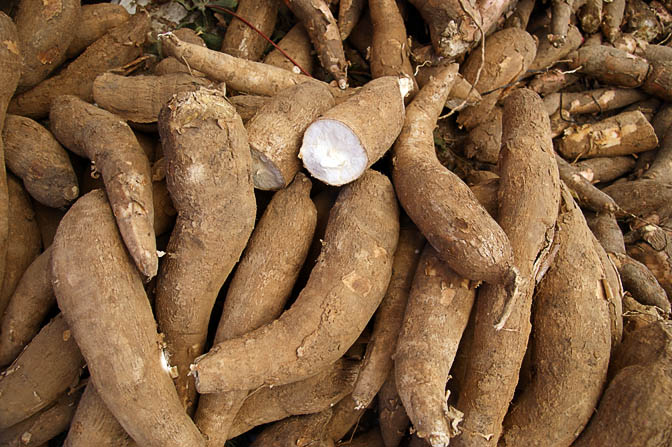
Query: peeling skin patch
[[342, 271, 372, 295], [3, 40, 19, 55]]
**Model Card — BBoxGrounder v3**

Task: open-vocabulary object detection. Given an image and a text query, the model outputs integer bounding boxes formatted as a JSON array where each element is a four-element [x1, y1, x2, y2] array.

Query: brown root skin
[[458, 28, 537, 129], [572, 349, 672, 446], [395, 246, 475, 446], [0, 314, 84, 430], [409, 0, 481, 59], [543, 88, 647, 118], [0, 389, 82, 447], [392, 65, 513, 284], [51, 190, 205, 447], [603, 179, 672, 220], [609, 320, 672, 377], [263, 24, 315, 75], [573, 156, 635, 184], [644, 126, 672, 183], [568, 45, 649, 88], [191, 170, 399, 394], [228, 95, 270, 123], [300, 76, 406, 186], [286, 0, 348, 88], [530, 25, 583, 72], [338, 0, 366, 39], [549, 0, 574, 46], [464, 107, 502, 164], [504, 0, 535, 29], [195, 173, 317, 446], [228, 358, 360, 438], [0, 247, 53, 367], [221, 0, 277, 60], [453, 89, 560, 447], [555, 154, 619, 213], [248, 83, 335, 190], [592, 235, 624, 352], [66, 4, 130, 59], [93, 73, 212, 124], [614, 254, 671, 313], [8, 12, 150, 119], [49, 95, 158, 279], [528, 70, 580, 96], [351, 225, 425, 409], [156, 88, 255, 413], [602, 0, 625, 41], [585, 211, 626, 255], [159, 32, 332, 96], [578, 0, 602, 33], [14, 0, 80, 90], [0, 13, 22, 313], [65, 384, 135, 447], [0, 175, 41, 318], [378, 373, 411, 447], [557, 111, 658, 159], [2, 114, 79, 208], [500, 185, 611, 447], [628, 230, 672, 300], [369, 0, 417, 95], [250, 409, 335, 447]]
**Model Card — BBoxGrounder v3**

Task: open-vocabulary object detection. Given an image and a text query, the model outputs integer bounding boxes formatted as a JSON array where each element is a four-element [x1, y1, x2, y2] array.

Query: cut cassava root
[[300, 76, 408, 186]]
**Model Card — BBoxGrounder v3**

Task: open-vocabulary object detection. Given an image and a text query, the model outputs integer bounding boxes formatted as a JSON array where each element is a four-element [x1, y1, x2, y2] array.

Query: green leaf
[[200, 32, 224, 50]]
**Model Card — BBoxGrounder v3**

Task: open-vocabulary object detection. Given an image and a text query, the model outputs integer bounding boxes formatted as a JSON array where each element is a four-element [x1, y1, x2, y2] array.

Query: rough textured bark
[[408, 0, 481, 59], [263, 24, 314, 75], [378, 373, 410, 447], [0, 248, 53, 367], [556, 111, 658, 159], [0, 13, 21, 311], [0, 389, 82, 447], [8, 12, 150, 119], [500, 186, 611, 447], [0, 175, 41, 318], [369, 0, 417, 94], [194, 173, 316, 446], [2, 114, 79, 208], [14, 0, 80, 90], [156, 88, 256, 413], [191, 170, 399, 393], [392, 65, 514, 284], [64, 384, 137, 447], [51, 190, 205, 447], [453, 89, 560, 447], [351, 225, 425, 409], [0, 314, 84, 430], [65, 4, 130, 59], [395, 246, 476, 446], [50, 96, 157, 279], [93, 73, 212, 124], [285, 0, 348, 88]]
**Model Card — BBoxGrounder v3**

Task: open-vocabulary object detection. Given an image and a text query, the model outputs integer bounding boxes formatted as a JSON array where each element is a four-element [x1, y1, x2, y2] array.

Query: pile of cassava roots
[[1, 0, 672, 445]]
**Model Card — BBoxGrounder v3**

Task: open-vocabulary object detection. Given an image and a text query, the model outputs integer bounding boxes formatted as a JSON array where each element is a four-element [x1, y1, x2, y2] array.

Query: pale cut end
[[251, 148, 286, 190], [399, 76, 414, 99], [300, 119, 367, 186]]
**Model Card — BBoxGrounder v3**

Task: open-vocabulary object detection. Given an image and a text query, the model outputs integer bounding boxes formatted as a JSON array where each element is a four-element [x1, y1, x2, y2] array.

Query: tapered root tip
[[300, 119, 367, 186]]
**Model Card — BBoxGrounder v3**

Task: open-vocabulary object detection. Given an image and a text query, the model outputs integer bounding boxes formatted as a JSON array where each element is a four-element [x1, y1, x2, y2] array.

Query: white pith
[[299, 119, 367, 186]]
